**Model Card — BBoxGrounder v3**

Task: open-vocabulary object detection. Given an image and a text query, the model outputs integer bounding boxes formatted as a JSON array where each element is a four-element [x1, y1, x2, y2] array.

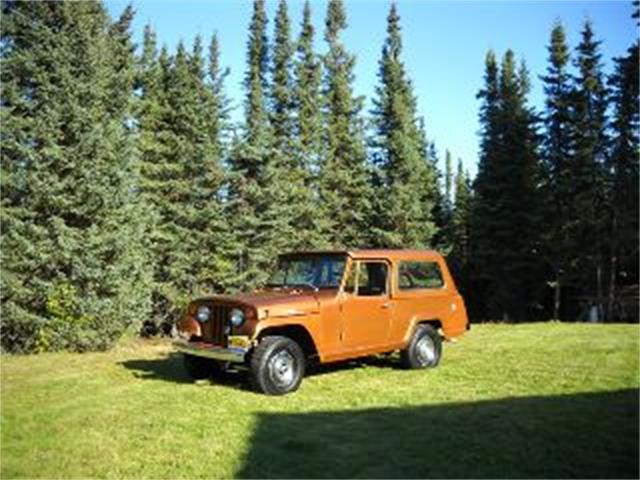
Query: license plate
[[228, 335, 250, 349]]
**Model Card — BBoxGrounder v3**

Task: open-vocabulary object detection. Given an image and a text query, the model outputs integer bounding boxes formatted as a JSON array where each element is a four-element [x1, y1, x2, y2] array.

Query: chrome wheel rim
[[268, 349, 296, 387], [415, 335, 436, 365]]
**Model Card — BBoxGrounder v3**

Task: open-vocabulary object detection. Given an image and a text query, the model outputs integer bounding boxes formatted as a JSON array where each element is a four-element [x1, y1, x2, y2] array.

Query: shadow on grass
[[120, 353, 251, 389], [119, 352, 401, 387], [120, 353, 194, 384], [237, 389, 639, 479]]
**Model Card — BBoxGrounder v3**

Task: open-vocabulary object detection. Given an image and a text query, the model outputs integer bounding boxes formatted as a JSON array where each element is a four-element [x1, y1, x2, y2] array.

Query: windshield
[[267, 254, 347, 289]]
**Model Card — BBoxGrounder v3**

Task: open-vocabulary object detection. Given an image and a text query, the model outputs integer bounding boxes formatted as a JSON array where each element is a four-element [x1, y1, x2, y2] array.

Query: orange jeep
[[175, 250, 468, 395]]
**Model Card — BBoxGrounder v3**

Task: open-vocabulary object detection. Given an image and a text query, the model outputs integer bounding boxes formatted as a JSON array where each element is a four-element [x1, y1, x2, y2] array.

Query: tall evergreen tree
[[289, 1, 327, 248], [449, 159, 472, 290], [370, 2, 438, 248], [569, 21, 609, 309], [319, 0, 373, 248], [540, 21, 574, 319], [267, 0, 321, 250], [294, 1, 323, 172], [470, 51, 500, 320], [226, 0, 282, 288], [244, 0, 269, 147], [1, 1, 152, 351], [270, 0, 294, 153], [135, 33, 231, 323], [606, 15, 639, 318], [443, 150, 453, 215], [226, 0, 270, 284], [471, 50, 542, 321], [135, 28, 174, 323]]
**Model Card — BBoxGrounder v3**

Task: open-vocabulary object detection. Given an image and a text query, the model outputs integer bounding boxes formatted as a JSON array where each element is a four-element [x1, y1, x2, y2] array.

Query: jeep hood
[[201, 289, 332, 318]]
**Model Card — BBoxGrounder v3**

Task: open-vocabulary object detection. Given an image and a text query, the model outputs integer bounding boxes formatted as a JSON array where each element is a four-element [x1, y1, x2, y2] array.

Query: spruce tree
[[471, 50, 542, 321], [319, 0, 373, 248], [370, 3, 438, 248], [164, 39, 231, 305], [226, 0, 279, 288], [606, 23, 639, 317], [540, 21, 573, 319], [570, 21, 609, 309], [135, 27, 175, 324], [294, 1, 323, 173], [470, 51, 500, 320], [135, 32, 231, 323], [244, 0, 269, 147], [264, 0, 319, 251], [444, 150, 453, 213], [1, 1, 152, 351], [270, 0, 294, 154], [449, 159, 472, 290]]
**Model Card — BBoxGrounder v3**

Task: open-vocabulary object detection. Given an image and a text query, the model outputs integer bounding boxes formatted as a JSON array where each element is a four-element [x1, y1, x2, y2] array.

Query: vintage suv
[[175, 250, 468, 395]]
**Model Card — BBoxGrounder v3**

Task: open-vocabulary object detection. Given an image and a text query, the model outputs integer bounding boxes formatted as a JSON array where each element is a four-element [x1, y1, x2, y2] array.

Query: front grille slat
[[200, 303, 229, 346]]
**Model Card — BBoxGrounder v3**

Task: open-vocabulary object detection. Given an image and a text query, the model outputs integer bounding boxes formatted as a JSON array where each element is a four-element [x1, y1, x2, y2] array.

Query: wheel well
[[257, 325, 318, 358], [418, 319, 443, 331]]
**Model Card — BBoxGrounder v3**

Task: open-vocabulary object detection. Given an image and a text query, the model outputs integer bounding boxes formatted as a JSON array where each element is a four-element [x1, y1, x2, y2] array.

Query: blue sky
[[106, 0, 637, 177]]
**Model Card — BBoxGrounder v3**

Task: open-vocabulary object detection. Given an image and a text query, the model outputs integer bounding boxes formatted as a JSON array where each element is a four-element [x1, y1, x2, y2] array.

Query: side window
[[356, 262, 388, 296], [398, 261, 444, 290]]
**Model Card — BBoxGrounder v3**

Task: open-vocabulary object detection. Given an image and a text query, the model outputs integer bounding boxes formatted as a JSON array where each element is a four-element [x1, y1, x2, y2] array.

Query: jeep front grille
[[200, 304, 229, 346]]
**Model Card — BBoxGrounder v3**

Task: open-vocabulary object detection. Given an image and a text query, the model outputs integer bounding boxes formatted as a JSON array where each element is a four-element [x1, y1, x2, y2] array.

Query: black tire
[[400, 324, 442, 369], [183, 354, 224, 380], [250, 336, 306, 395]]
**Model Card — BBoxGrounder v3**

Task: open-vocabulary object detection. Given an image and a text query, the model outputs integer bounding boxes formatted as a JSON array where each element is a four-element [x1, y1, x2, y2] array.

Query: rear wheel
[[400, 324, 442, 369], [183, 354, 225, 380], [250, 336, 305, 395]]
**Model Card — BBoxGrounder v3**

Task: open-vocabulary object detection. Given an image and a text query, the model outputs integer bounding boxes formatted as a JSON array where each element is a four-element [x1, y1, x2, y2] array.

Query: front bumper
[[173, 339, 248, 363]]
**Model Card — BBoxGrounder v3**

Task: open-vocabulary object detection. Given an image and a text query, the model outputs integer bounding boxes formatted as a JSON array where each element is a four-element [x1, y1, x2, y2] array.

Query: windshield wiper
[[289, 282, 319, 292], [265, 282, 319, 292]]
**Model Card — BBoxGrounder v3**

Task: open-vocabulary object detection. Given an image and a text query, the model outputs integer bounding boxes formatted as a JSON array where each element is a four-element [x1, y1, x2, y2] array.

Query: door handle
[[381, 302, 392, 309]]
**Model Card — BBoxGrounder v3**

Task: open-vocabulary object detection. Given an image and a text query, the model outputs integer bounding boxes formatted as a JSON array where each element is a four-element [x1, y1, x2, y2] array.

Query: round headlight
[[196, 305, 211, 323], [229, 308, 245, 327]]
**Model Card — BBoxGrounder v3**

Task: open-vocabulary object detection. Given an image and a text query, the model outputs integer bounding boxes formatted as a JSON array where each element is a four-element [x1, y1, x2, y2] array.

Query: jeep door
[[340, 260, 393, 349]]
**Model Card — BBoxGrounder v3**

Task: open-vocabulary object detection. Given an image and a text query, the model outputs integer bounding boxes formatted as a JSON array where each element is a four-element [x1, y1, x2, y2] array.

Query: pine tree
[[244, 0, 269, 147], [294, 1, 323, 173], [540, 21, 574, 319], [287, 1, 327, 248], [471, 50, 542, 321], [443, 150, 453, 214], [470, 51, 500, 320], [570, 21, 609, 310], [135, 31, 231, 323], [226, 0, 278, 288], [370, 2, 438, 248], [270, 0, 294, 154], [449, 159, 472, 290], [135, 28, 174, 324], [166, 39, 231, 303], [606, 15, 639, 318], [266, 0, 321, 250], [319, 0, 373, 248], [1, 1, 152, 352]]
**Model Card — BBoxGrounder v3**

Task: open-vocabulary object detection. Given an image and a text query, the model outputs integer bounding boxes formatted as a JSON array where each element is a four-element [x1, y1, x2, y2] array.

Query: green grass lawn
[[1, 323, 638, 479]]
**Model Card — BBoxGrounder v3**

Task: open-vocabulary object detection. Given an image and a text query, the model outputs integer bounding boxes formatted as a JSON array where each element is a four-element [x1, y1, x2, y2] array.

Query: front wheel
[[400, 324, 442, 369], [250, 336, 306, 395]]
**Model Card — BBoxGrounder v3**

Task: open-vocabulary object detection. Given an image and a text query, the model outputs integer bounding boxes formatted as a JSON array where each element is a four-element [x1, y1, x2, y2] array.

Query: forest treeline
[[1, 0, 638, 352]]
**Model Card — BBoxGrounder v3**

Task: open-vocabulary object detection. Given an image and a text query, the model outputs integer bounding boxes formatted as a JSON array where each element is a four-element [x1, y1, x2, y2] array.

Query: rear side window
[[398, 261, 444, 289]]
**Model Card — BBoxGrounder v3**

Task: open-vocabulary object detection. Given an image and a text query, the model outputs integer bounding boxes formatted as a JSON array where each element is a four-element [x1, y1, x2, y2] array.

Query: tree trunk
[[553, 274, 561, 321], [596, 260, 603, 322], [607, 216, 618, 322]]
